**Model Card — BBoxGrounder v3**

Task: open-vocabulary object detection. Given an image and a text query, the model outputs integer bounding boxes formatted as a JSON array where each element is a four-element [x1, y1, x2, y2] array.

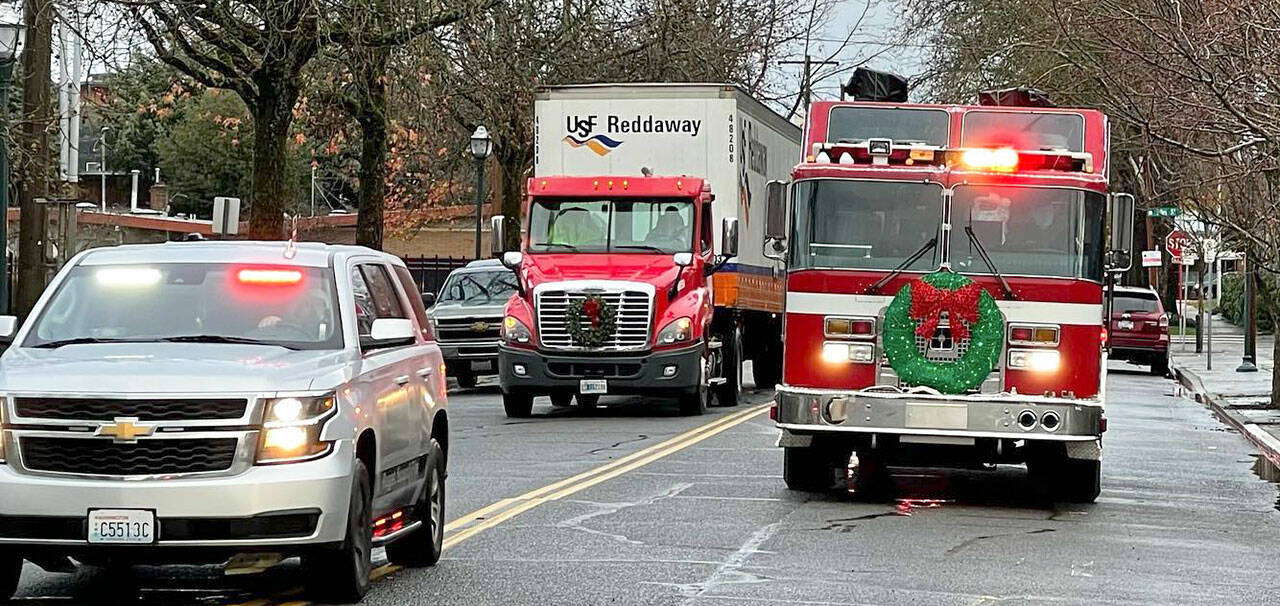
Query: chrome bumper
[[775, 385, 1104, 442]]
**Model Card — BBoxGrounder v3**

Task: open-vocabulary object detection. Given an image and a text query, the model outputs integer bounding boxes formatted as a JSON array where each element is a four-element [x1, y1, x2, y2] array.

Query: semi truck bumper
[[498, 344, 703, 397], [774, 385, 1104, 458]]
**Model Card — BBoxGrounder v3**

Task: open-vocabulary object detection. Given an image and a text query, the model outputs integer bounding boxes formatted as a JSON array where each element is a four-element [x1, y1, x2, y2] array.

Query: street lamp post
[[0, 19, 24, 315], [469, 126, 493, 260], [97, 125, 109, 211]]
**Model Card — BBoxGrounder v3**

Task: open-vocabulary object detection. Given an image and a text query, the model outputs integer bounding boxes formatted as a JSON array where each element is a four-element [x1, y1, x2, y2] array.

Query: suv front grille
[[537, 289, 652, 350], [13, 397, 248, 421], [20, 437, 239, 476], [435, 316, 502, 342]]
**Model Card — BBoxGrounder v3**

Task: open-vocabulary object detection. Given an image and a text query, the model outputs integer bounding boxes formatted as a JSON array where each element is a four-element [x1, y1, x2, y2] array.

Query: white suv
[[0, 241, 448, 603]]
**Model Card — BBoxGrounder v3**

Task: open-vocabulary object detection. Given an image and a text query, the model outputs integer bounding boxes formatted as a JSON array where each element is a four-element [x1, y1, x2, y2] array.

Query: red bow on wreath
[[581, 298, 602, 328], [909, 280, 984, 340]]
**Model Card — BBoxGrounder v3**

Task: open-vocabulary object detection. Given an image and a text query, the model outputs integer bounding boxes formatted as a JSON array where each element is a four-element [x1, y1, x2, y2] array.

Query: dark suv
[[1109, 286, 1170, 375]]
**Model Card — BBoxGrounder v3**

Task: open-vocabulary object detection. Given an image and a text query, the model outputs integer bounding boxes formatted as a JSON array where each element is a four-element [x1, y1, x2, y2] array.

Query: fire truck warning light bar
[[807, 140, 1094, 174]]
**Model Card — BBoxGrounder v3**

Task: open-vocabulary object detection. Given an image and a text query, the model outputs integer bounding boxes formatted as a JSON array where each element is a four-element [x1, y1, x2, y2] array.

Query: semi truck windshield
[[528, 198, 694, 254]]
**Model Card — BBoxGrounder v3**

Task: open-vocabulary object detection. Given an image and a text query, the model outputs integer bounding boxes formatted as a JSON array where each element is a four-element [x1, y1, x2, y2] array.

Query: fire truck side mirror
[[765, 180, 787, 241], [1107, 193, 1135, 272], [720, 217, 739, 258], [490, 215, 507, 257]]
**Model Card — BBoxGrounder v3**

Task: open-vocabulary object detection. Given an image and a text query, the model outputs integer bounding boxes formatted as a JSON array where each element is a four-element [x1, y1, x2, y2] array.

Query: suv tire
[[575, 394, 601, 410], [304, 459, 373, 602], [503, 392, 534, 418], [1150, 354, 1169, 377], [454, 368, 477, 389], [0, 553, 21, 601], [550, 393, 574, 408], [387, 440, 446, 567]]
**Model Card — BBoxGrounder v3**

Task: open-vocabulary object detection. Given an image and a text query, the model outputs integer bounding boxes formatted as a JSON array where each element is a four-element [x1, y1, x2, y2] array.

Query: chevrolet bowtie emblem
[[96, 417, 156, 442], [472, 321, 490, 332]]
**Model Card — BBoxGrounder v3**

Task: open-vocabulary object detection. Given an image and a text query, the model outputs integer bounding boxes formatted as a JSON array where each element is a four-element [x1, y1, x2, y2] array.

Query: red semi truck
[[764, 72, 1135, 502], [491, 84, 800, 417]]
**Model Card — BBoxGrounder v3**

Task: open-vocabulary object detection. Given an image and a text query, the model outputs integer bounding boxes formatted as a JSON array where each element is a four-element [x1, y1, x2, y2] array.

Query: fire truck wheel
[[715, 324, 743, 407], [550, 393, 574, 408], [454, 368, 477, 389], [783, 446, 835, 492], [751, 344, 782, 390], [1058, 459, 1102, 503], [0, 553, 21, 601], [1150, 355, 1169, 377], [503, 393, 534, 418]]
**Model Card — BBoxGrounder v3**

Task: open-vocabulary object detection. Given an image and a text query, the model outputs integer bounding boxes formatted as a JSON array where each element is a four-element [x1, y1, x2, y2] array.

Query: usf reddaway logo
[[563, 115, 623, 156]]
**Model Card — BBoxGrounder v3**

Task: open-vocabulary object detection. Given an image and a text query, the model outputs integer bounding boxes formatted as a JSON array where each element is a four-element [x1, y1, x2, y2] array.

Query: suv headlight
[[656, 317, 693, 346], [257, 395, 337, 464], [502, 316, 532, 345]]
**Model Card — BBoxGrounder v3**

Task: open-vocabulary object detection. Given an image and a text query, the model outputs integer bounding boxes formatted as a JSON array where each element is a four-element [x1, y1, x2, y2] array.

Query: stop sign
[[1165, 230, 1191, 258]]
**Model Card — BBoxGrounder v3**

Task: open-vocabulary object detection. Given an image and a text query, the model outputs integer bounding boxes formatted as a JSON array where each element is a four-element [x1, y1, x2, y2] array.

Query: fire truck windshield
[[528, 198, 694, 254], [949, 185, 1105, 281], [827, 106, 949, 146], [789, 180, 942, 271]]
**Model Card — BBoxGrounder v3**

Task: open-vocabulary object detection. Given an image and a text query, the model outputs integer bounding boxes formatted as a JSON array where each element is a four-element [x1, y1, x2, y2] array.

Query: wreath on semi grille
[[882, 270, 1004, 394], [565, 295, 618, 348]]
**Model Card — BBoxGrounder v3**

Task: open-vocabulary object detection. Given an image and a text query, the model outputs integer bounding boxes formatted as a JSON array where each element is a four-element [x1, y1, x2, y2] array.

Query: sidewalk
[[1169, 314, 1280, 465]]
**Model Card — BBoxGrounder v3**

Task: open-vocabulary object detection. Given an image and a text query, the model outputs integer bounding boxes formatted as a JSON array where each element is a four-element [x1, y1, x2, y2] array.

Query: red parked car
[[1109, 286, 1170, 375]]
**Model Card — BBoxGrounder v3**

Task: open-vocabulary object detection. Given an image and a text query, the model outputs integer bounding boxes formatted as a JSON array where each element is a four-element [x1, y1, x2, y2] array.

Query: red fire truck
[[765, 71, 1135, 502]]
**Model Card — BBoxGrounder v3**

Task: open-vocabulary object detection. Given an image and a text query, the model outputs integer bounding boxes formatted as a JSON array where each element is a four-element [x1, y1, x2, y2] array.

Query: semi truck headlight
[[657, 317, 693, 345], [1008, 349, 1060, 372], [822, 341, 875, 364], [257, 395, 336, 464], [502, 316, 532, 345]]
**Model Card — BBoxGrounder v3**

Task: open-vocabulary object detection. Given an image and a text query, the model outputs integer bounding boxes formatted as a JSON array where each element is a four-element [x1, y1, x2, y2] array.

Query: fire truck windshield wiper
[[963, 226, 1017, 300], [864, 237, 937, 295]]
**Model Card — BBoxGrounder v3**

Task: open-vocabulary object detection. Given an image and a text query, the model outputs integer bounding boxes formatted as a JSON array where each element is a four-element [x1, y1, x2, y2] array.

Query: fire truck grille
[[20, 437, 239, 476], [914, 325, 970, 363], [536, 289, 652, 350], [13, 397, 248, 422]]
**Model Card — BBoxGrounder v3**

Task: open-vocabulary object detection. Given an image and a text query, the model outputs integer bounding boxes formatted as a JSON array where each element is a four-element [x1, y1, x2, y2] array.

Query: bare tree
[[14, 0, 55, 315]]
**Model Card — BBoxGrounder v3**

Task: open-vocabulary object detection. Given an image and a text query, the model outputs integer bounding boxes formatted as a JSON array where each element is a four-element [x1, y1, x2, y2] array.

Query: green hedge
[[1217, 273, 1275, 332]]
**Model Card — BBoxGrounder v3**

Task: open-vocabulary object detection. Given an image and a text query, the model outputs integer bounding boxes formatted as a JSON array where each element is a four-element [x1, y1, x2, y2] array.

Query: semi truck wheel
[[0, 553, 20, 601], [503, 393, 534, 418], [678, 358, 710, 415], [783, 446, 834, 492], [715, 324, 742, 407]]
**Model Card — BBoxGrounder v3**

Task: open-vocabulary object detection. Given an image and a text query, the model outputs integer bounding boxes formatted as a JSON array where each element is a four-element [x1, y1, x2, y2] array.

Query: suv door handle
[[417, 368, 434, 378], [394, 375, 411, 386]]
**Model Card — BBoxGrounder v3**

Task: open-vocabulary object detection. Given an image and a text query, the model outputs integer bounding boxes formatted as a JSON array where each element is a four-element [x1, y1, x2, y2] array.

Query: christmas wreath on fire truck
[[566, 295, 618, 348], [882, 271, 1004, 394]]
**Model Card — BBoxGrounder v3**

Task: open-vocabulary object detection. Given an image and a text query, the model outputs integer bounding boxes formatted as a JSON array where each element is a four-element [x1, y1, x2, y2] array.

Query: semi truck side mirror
[[1107, 193, 1135, 273], [765, 181, 787, 241], [490, 215, 507, 257], [672, 252, 693, 267], [720, 217, 739, 258]]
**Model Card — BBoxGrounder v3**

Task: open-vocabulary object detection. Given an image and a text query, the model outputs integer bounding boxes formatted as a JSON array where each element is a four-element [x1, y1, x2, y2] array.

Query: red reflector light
[[769, 403, 778, 421], [237, 268, 303, 285], [850, 320, 874, 335], [1100, 328, 1109, 346], [1011, 327, 1033, 342]]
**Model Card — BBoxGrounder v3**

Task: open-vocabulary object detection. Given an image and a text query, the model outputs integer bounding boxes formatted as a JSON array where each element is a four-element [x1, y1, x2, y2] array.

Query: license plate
[[88, 509, 156, 544], [579, 379, 608, 394], [1118, 320, 1134, 330]]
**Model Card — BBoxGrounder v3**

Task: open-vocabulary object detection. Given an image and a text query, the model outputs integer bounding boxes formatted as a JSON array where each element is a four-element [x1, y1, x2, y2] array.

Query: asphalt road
[[11, 364, 1280, 605]]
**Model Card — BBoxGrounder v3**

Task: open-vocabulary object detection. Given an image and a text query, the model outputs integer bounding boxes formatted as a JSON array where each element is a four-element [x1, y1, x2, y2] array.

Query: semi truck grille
[[13, 397, 248, 421], [435, 316, 502, 342], [20, 437, 239, 476], [536, 289, 652, 350]]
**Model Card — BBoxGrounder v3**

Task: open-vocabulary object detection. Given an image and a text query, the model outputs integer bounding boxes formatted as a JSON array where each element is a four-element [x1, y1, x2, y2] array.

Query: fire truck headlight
[[1008, 349, 1060, 372], [822, 342, 875, 364]]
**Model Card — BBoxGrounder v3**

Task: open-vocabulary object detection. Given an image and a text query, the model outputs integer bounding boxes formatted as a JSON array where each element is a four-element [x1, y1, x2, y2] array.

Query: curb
[[1172, 361, 1280, 466]]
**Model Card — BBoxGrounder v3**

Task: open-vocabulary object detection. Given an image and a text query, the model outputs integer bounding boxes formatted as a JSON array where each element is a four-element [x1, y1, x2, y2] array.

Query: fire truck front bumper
[[774, 385, 1104, 444]]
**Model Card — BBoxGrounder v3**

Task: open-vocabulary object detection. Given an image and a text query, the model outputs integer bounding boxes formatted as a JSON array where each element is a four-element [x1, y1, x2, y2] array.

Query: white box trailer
[[534, 83, 801, 316]]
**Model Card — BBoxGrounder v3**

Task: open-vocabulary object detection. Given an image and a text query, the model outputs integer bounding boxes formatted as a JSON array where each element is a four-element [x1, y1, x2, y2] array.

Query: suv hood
[[0, 343, 352, 394], [524, 253, 681, 286]]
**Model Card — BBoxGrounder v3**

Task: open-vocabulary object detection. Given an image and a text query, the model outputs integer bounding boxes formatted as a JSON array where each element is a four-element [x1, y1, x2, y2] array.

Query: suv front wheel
[[304, 459, 373, 602], [1, 553, 21, 601]]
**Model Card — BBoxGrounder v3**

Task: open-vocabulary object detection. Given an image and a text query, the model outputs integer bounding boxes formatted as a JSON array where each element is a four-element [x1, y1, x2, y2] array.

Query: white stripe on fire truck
[[785, 292, 1103, 325]]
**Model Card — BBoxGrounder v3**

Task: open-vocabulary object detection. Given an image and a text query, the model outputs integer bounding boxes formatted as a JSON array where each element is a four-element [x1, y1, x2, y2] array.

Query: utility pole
[[1238, 253, 1258, 372], [15, 0, 54, 316], [780, 55, 839, 119]]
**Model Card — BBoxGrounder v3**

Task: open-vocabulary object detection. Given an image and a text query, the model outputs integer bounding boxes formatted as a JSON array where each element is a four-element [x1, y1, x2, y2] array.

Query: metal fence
[[402, 255, 473, 295]]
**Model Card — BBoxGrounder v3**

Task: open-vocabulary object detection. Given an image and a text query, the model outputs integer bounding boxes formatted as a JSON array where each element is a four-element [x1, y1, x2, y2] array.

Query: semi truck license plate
[[580, 379, 608, 394], [88, 509, 156, 544]]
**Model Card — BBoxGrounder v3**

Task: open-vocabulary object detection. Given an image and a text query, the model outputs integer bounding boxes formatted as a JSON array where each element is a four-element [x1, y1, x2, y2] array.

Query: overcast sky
[[802, 0, 925, 101]]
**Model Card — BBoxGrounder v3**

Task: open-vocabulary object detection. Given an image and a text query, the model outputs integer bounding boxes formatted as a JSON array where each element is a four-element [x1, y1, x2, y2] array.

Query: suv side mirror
[[765, 180, 787, 241], [0, 315, 17, 345], [366, 318, 416, 349], [1108, 193, 1135, 272], [500, 251, 523, 270], [490, 215, 507, 257], [420, 291, 437, 308], [720, 217, 739, 258]]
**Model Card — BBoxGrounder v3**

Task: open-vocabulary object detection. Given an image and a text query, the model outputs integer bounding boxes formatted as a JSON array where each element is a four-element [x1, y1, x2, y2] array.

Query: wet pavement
[[12, 365, 1280, 604]]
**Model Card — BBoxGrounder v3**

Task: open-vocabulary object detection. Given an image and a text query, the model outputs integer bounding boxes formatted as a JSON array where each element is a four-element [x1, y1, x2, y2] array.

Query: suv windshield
[[439, 269, 518, 305], [789, 180, 942, 271], [528, 198, 694, 253], [23, 263, 343, 350], [949, 185, 1105, 281]]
